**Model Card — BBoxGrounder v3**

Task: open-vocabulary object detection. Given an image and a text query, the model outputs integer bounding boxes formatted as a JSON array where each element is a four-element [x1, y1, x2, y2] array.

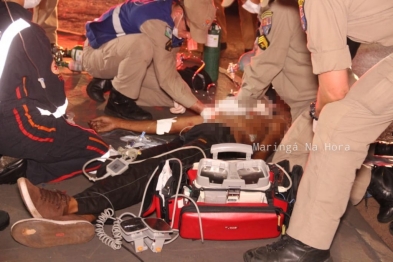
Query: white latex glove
[[313, 119, 318, 133], [200, 107, 216, 123], [242, 0, 261, 14], [170, 101, 186, 114]]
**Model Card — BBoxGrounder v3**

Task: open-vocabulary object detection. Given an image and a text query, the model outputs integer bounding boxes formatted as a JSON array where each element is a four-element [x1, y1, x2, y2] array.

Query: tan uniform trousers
[[273, 68, 359, 167], [33, 0, 58, 44], [285, 54, 393, 250], [272, 68, 365, 202], [272, 108, 371, 205], [82, 34, 173, 107]]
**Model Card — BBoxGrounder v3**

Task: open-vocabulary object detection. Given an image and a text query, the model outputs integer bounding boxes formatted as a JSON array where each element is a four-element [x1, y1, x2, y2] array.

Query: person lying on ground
[[89, 97, 291, 160], [11, 98, 290, 248]]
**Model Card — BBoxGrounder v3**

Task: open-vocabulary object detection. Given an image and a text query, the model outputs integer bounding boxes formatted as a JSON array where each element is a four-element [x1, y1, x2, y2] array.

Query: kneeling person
[[82, 0, 215, 120]]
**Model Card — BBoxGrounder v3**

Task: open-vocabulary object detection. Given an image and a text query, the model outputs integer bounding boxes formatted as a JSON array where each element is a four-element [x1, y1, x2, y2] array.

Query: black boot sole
[[86, 86, 106, 103], [377, 212, 393, 223], [86, 79, 113, 103]]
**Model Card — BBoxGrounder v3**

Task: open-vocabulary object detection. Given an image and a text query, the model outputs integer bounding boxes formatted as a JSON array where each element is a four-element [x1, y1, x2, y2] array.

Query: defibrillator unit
[[194, 143, 270, 203]]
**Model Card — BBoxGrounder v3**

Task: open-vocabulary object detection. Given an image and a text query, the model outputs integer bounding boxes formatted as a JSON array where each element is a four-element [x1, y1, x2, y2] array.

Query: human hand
[[170, 101, 186, 114], [242, 0, 261, 14], [88, 116, 120, 133]]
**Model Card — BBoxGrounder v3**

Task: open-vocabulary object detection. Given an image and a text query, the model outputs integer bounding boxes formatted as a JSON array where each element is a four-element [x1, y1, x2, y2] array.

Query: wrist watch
[[309, 101, 318, 121]]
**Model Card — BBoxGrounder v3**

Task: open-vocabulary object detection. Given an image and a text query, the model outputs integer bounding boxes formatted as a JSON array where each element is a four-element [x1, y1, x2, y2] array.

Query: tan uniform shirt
[[238, 0, 318, 121], [140, 20, 198, 108], [304, 0, 393, 74]]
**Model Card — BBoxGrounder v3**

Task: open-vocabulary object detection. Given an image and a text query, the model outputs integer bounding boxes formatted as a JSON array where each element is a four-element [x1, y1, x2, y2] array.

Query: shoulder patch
[[165, 39, 173, 51], [165, 26, 172, 39], [298, 0, 307, 32], [260, 10, 273, 36], [257, 35, 270, 50]]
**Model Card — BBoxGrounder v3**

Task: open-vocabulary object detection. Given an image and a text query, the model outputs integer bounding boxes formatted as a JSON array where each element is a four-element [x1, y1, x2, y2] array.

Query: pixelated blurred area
[[216, 111, 289, 160]]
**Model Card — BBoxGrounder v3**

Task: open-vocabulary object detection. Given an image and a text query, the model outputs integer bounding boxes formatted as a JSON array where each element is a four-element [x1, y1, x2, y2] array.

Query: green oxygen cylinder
[[58, 45, 84, 72], [203, 20, 221, 83], [64, 45, 83, 63]]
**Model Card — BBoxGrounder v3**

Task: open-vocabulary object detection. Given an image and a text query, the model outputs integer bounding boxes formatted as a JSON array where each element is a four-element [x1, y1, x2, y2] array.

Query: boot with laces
[[243, 235, 332, 262], [17, 178, 71, 219]]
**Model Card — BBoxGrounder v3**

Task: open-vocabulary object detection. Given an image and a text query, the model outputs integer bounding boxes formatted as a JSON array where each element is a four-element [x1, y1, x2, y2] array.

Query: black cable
[[121, 244, 144, 262]]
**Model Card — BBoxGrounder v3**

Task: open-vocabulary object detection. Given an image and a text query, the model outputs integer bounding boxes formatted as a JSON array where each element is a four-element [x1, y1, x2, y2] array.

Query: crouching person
[[0, 0, 109, 185], [82, 0, 215, 120]]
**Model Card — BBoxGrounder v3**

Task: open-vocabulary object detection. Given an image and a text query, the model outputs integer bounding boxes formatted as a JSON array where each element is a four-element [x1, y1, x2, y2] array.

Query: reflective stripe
[[0, 19, 30, 79], [36, 98, 68, 118], [112, 4, 126, 37]]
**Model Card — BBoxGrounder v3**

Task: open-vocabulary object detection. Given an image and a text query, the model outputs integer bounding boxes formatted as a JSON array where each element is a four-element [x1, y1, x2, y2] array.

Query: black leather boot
[[0, 210, 10, 231], [0, 156, 26, 184], [243, 235, 331, 262], [86, 78, 113, 103], [367, 166, 393, 223], [374, 142, 393, 158], [104, 89, 152, 120]]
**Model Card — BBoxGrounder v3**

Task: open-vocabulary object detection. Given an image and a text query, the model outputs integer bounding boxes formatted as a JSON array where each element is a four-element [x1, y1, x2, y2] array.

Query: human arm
[[304, 0, 352, 115], [315, 70, 349, 116], [89, 115, 203, 134], [237, 2, 295, 100], [140, 20, 201, 112]]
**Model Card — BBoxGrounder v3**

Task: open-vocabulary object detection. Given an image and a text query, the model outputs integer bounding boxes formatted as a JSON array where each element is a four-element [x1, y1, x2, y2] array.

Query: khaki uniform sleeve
[[140, 20, 198, 108], [238, 5, 296, 100], [304, 0, 351, 74]]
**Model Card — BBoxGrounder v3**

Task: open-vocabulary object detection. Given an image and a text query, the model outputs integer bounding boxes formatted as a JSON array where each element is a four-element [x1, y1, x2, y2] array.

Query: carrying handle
[[211, 143, 253, 160]]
